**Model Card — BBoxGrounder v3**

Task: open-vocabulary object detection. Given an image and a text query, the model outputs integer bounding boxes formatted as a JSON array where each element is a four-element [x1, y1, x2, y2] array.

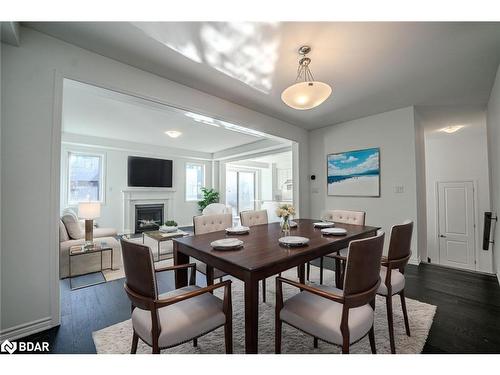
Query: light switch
[[394, 185, 405, 193], [312, 188, 319, 194]]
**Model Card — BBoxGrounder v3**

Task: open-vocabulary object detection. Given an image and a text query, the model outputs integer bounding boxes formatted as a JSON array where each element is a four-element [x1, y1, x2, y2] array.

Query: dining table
[[173, 218, 380, 354]]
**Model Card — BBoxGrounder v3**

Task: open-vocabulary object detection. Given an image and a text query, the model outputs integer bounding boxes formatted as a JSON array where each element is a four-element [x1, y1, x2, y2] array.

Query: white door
[[437, 181, 476, 270]]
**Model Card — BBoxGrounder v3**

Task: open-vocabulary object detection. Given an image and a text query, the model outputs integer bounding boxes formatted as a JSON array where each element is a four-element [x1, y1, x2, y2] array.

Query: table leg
[[157, 241, 161, 262], [335, 257, 342, 288], [298, 263, 305, 284], [244, 278, 259, 354], [173, 242, 189, 289], [206, 265, 214, 286]]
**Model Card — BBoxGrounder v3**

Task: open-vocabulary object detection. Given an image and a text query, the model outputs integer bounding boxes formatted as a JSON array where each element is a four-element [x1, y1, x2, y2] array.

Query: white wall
[[309, 107, 420, 260], [423, 111, 492, 273], [61, 134, 213, 229], [0, 27, 309, 340], [487, 64, 500, 280]]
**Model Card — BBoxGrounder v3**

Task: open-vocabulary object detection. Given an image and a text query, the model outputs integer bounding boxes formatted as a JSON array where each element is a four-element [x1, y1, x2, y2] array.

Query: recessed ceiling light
[[165, 130, 182, 138], [440, 125, 465, 134]]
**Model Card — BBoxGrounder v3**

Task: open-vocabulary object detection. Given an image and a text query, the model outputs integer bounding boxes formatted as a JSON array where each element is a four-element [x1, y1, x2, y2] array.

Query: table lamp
[[78, 202, 101, 248]]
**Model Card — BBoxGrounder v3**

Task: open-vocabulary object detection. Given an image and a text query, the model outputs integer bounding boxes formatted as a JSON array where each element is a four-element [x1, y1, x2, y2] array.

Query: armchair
[[275, 230, 384, 354], [120, 238, 233, 354]]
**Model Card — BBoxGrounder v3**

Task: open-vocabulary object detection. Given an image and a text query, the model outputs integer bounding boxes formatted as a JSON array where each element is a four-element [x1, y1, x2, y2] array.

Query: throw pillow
[[61, 208, 84, 240]]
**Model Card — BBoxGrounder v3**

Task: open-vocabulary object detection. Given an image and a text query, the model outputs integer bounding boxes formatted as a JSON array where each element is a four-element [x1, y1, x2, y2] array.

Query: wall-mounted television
[[127, 156, 173, 188]]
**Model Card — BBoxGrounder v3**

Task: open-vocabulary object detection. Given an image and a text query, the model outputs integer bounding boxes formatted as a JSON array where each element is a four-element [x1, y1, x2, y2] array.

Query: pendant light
[[281, 46, 332, 110]]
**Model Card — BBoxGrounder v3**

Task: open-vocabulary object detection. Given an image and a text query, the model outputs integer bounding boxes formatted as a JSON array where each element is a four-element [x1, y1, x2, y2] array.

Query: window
[[68, 152, 104, 204], [186, 163, 205, 201]]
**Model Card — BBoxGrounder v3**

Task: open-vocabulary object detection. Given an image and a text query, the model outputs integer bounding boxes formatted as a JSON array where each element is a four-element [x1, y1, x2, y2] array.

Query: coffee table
[[69, 243, 114, 290], [142, 230, 190, 262]]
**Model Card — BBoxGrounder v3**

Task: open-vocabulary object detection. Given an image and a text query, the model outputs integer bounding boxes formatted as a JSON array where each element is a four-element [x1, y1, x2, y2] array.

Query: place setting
[[210, 238, 245, 251]]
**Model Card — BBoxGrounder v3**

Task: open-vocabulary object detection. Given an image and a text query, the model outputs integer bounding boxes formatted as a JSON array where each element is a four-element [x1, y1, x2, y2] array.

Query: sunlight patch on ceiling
[[132, 22, 280, 94]]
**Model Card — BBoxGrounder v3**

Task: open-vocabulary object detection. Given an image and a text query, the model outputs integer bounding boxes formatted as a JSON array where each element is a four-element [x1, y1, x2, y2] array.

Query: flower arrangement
[[276, 204, 296, 219]]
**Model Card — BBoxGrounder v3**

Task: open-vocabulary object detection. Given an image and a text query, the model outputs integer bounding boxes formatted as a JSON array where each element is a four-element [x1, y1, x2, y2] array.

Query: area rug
[[102, 236, 173, 282], [93, 266, 436, 354]]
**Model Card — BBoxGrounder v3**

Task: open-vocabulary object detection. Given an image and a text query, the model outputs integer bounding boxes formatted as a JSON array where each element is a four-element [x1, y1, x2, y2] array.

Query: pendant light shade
[[281, 81, 332, 110], [281, 46, 332, 110]]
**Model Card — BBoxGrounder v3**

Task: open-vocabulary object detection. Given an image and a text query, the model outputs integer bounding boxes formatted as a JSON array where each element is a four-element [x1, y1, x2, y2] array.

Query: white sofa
[[59, 220, 122, 278]]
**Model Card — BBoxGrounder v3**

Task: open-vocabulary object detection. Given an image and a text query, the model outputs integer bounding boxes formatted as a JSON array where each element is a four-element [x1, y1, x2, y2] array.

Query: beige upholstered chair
[[120, 238, 233, 354], [240, 209, 268, 227], [276, 231, 384, 354], [377, 220, 413, 354], [202, 203, 232, 216], [240, 209, 269, 302], [192, 213, 232, 283], [307, 210, 366, 286]]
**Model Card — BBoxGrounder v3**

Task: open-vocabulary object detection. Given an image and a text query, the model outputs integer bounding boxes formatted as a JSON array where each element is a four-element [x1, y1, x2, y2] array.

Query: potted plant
[[276, 204, 296, 235], [198, 187, 220, 212], [160, 220, 178, 233]]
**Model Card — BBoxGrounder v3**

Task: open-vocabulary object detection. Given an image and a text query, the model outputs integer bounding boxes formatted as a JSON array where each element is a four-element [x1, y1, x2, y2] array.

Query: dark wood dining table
[[173, 218, 379, 354]]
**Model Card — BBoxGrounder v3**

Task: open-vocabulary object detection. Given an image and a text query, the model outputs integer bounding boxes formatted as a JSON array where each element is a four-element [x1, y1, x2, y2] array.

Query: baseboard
[[408, 257, 421, 266], [0, 317, 55, 342]]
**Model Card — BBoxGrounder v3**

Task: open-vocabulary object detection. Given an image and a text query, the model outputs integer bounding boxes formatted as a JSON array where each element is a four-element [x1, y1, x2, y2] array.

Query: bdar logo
[[1, 339, 17, 354]]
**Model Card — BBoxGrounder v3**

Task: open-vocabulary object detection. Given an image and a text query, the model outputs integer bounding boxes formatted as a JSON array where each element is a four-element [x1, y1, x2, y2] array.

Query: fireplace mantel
[[122, 188, 176, 233]]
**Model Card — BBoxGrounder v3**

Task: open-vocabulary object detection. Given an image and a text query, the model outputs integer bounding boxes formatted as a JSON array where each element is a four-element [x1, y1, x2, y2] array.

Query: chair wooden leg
[[131, 331, 139, 354], [306, 262, 310, 281], [386, 295, 396, 354], [313, 337, 318, 348], [368, 326, 376, 354], [152, 340, 160, 354], [262, 279, 266, 303], [224, 320, 233, 354], [342, 340, 349, 354], [400, 290, 411, 336], [193, 338, 198, 347], [275, 318, 282, 354], [319, 256, 324, 285]]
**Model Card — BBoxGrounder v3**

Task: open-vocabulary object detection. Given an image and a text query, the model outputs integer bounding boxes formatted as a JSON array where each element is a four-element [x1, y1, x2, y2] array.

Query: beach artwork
[[327, 148, 380, 197]]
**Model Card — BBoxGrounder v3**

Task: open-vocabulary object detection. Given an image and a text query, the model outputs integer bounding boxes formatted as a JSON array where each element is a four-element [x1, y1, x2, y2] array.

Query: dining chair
[[307, 209, 366, 286], [193, 213, 232, 284], [377, 220, 413, 354], [120, 238, 233, 354], [275, 231, 384, 354], [240, 209, 269, 302]]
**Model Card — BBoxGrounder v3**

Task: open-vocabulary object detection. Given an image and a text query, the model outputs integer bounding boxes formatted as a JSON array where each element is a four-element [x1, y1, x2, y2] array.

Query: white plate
[[225, 226, 250, 234], [278, 236, 310, 247], [321, 228, 347, 236], [210, 238, 244, 250], [314, 221, 335, 228], [289, 221, 298, 228]]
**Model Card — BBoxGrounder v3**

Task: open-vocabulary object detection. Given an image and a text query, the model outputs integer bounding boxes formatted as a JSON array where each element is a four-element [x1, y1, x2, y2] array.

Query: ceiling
[[417, 105, 487, 139], [62, 79, 273, 153], [28, 22, 500, 130]]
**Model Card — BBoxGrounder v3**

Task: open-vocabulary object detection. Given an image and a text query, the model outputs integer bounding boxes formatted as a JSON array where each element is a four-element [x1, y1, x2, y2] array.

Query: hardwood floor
[[18, 262, 500, 354]]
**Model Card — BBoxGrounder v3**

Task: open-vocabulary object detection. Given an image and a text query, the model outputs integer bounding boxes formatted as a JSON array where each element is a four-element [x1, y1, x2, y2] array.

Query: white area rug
[[93, 266, 436, 354]]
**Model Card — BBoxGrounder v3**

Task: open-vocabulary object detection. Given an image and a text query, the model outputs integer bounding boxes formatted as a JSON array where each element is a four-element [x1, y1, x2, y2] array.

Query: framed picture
[[327, 147, 380, 197]]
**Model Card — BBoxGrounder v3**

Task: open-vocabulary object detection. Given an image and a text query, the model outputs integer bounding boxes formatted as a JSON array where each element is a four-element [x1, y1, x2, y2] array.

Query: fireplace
[[135, 204, 164, 233]]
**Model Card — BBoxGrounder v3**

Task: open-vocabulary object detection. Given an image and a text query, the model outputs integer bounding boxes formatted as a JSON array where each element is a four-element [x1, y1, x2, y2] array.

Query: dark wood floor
[[19, 261, 500, 354]]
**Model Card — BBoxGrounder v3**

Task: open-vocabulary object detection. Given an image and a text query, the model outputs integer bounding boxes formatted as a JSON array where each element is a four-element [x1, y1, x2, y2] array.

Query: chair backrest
[[387, 220, 413, 264], [120, 238, 158, 300], [193, 213, 232, 235], [240, 209, 268, 227], [343, 231, 384, 301], [323, 209, 365, 225], [202, 203, 232, 215]]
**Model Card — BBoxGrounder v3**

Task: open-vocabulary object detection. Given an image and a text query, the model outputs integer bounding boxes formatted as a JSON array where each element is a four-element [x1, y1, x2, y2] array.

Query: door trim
[[435, 180, 478, 271]]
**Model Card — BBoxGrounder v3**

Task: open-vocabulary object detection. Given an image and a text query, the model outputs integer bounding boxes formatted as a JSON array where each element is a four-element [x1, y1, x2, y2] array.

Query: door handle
[[439, 234, 447, 238]]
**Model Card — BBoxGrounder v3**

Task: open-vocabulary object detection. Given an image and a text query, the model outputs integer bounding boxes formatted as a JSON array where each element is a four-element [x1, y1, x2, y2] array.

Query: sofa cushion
[[61, 208, 83, 240], [59, 220, 70, 242], [93, 227, 118, 237]]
